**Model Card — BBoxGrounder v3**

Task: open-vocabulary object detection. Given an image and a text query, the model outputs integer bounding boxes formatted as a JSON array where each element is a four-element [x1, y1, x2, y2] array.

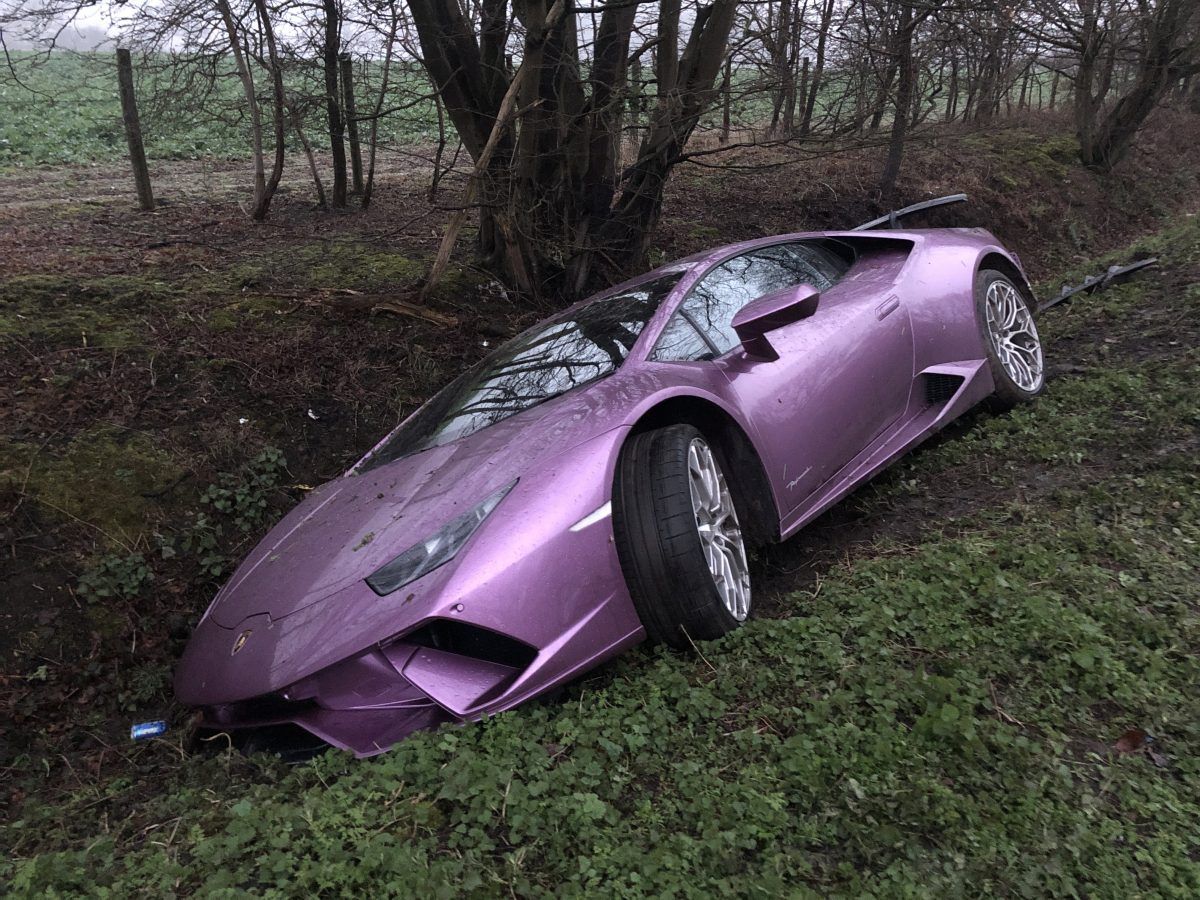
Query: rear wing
[[1037, 258, 1158, 313], [849, 195, 1158, 312], [852, 193, 968, 231]]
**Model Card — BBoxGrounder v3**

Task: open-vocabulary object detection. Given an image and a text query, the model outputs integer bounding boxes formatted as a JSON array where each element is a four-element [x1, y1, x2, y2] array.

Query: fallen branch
[[369, 300, 458, 327]]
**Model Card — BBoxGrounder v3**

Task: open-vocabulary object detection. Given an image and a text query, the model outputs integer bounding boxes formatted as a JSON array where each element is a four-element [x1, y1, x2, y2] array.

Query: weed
[[76, 552, 153, 602], [199, 447, 287, 533]]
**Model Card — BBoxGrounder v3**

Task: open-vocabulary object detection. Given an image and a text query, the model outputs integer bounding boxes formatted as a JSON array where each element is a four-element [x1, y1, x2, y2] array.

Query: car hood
[[206, 380, 632, 628]]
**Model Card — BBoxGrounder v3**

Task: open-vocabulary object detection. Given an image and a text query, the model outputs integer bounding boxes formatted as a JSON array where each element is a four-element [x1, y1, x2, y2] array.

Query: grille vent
[[925, 373, 964, 406]]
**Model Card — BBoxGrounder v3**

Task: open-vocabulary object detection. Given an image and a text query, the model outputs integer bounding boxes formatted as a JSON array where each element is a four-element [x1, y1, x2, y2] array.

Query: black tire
[[975, 268, 1046, 410], [613, 424, 751, 648]]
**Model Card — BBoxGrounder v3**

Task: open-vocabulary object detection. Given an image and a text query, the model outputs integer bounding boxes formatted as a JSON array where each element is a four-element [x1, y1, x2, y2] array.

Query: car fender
[[901, 232, 1028, 375]]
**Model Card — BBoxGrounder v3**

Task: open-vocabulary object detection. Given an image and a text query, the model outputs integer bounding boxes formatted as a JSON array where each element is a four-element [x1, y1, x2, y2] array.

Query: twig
[[34, 497, 134, 552], [680, 626, 719, 675]]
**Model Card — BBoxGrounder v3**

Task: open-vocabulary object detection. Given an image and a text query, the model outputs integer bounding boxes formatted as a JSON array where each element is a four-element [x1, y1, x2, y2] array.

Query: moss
[[430, 263, 493, 301], [960, 128, 1078, 186], [206, 307, 241, 332], [220, 241, 426, 295], [202, 295, 292, 332], [0, 273, 175, 349], [306, 242, 425, 290], [0, 425, 185, 545]]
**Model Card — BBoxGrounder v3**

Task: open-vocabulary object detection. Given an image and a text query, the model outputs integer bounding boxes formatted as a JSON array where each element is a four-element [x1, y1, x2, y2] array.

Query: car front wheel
[[613, 424, 752, 648]]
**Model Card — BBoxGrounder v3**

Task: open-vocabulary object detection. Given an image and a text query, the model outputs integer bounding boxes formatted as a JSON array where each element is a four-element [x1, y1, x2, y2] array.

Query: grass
[[3, 212, 1198, 894]]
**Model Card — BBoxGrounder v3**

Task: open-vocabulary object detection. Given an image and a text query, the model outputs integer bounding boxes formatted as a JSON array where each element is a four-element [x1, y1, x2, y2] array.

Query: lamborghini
[[175, 195, 1048, 757]]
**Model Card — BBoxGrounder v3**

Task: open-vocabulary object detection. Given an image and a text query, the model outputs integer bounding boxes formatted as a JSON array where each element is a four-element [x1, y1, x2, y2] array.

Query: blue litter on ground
[[131, 720, 168, 741]]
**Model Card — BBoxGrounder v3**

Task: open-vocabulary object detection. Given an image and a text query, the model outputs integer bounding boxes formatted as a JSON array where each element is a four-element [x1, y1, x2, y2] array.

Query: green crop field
[[1, 51, 1062, 171], [0, 52, 444, 168]]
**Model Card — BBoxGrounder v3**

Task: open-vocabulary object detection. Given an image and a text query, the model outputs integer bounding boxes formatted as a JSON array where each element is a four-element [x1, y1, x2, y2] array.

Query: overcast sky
[[1, 1, 114, 49]]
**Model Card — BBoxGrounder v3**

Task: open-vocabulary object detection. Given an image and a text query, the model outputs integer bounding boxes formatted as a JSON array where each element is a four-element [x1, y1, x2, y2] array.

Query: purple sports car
[[176, 196, 1046, 757]]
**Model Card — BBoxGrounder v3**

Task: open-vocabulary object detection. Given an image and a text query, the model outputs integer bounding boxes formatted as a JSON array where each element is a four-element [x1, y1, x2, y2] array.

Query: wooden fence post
[[116, 49, 155, 211]]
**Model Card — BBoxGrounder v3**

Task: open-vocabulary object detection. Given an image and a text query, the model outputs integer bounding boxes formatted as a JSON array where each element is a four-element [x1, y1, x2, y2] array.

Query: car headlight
[[365, 480, 516, 596]]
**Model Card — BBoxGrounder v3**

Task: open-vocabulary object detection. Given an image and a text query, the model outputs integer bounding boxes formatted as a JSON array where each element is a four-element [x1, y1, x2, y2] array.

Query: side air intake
[[925, 373, 964, 406]]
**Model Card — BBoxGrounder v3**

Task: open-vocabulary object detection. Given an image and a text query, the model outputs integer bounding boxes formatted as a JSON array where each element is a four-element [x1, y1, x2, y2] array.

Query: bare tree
[[409, 0, 739, 299], [1081, 0, 1200, 168], [879, 0, 934, 199]]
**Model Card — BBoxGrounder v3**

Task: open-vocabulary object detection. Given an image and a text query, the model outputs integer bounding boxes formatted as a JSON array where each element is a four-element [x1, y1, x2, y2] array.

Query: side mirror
[[731, 283, 820, 360]]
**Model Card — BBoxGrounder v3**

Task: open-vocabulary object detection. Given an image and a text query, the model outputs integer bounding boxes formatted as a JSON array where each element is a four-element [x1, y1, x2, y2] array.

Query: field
[[2, 104, 1199, 894], [0, 52, 1057, 170], [0, 52, 443, 168]]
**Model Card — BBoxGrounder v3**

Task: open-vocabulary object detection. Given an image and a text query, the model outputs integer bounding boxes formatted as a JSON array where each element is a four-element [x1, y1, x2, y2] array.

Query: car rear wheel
[[613, 424, 752, 648], [976, 268, 1045, 409]]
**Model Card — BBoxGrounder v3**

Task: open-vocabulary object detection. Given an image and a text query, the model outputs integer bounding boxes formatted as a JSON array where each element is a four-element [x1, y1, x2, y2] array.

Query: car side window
[[654, 241, 850, 359]]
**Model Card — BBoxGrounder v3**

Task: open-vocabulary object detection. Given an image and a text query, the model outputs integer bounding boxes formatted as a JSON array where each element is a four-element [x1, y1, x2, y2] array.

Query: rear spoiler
[[1037, 258, 1158, 313], [852, 193, 968, 231], [850, 195, 1158, 311]]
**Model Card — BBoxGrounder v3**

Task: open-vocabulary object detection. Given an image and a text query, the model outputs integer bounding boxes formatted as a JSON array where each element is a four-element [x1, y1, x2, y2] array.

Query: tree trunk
[[323, 0, 348, 208], [628, 56, 645, 152], [880, 3, 917, 201], [214, 0, 266, 214], [115, 49, 154, 211], [780, 0, 801, 133], [657, 0, 681, 98], [947, 54, 959, 120], [794, 56, 810, 133], [767, 0, 792, 136], [868, 61, 898, 133], [292, 106, 327, 207], [340, 53, 365, 195], [251, 0, 286, 220], [1018, 63, 1032, 111], [1073, 1, 1104, 164], [597, 0, 738, 274], [407, 0, 738, 300], [801, 0, 835, 135], [362, 0, 398, 210], [1084, 0, 1200, 173], [428, 92, 448, 202], [720, 55, 732, 143]]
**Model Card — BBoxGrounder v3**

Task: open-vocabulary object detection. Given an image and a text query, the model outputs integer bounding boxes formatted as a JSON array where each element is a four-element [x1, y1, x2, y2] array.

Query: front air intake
[[403, 619, 538, 669]]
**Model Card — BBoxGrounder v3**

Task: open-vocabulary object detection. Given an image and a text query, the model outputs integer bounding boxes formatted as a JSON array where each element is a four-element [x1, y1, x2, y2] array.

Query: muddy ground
[[2, 109, 1199, 812]]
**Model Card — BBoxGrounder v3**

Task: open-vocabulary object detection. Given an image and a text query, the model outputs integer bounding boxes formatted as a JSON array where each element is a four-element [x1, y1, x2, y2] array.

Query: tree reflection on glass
[[672, 242, 850, 356], [360, 273, 683, 471]]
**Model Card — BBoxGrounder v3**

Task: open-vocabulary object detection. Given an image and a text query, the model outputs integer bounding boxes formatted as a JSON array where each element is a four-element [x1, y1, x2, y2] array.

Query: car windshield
[[357, 273, 682, 472]]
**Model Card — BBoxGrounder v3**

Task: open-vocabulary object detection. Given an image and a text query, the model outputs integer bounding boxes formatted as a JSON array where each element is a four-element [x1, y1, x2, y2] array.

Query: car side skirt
[[778, 359, 994, 540]]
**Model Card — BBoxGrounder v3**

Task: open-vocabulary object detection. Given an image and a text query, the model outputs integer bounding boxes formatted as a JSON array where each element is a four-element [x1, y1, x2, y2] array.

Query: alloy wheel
[[686, 437, 751, 621], [984, 279, 1044, 392]]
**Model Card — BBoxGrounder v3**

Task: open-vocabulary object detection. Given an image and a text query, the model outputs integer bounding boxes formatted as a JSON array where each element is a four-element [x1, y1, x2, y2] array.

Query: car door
[[652, 241, 913, 512]]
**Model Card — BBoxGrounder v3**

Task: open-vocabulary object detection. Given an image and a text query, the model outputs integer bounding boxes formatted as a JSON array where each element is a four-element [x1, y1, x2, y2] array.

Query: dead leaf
[[1114, 728, 1149, 754]]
